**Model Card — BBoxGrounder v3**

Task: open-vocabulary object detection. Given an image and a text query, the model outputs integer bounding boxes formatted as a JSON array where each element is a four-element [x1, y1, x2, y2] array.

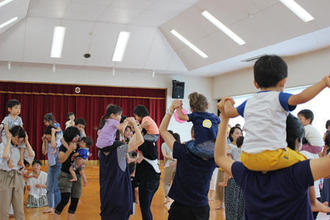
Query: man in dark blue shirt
[[160, 101, 216, 220], [215, 100, 330, 219]]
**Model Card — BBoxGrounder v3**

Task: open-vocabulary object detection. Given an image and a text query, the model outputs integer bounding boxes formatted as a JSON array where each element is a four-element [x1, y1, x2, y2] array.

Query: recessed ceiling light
[[0, 0, 14, 8], [202, 10, 246, 46], [50, 26, 66, 58], [279, 0, 314, 22], [0, 17, 18, 29], [170, 29, 208, 58], [112, 31, 130, 62]]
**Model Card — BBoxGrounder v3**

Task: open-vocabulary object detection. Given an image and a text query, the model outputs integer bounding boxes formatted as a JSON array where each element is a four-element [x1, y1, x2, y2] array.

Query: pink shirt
[[96, 119, 119, 148], [142, 116, 159, 135]]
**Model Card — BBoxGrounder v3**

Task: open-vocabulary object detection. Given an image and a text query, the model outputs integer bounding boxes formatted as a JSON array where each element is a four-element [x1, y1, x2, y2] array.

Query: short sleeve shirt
[[236, 91, 296, 153], [188, 112, 220, 145], [47, 138, 61, 166], [0, 142, 21, 171], [168, 141, 216, 207], [141, 116, 159, 135], [96, 119, 119, 148], [1, 115, 23, 136], [59, 145, 80, 174], [232, 160, 314, 219]]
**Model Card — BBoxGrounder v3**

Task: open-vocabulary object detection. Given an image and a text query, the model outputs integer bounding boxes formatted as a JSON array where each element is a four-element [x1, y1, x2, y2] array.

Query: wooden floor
[[22, 164, 225, 220]]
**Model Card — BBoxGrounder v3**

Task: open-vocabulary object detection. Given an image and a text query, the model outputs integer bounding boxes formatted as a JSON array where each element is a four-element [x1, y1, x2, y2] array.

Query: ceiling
[[0, 0, 330, 76]]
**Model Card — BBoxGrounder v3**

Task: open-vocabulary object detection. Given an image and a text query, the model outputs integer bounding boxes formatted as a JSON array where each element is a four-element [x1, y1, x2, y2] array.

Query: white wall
[[0, 62, 214, 142], [212, 46, 330, 98]]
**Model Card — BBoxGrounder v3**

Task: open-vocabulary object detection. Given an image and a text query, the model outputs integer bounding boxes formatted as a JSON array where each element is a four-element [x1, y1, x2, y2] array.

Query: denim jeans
[[138, 178, 160, 220], [46, 163, 62, 208], [186, 140, 215, 160]]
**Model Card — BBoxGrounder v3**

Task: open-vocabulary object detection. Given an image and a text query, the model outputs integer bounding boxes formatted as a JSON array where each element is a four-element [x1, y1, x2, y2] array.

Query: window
[[230, 86, 330, 135]]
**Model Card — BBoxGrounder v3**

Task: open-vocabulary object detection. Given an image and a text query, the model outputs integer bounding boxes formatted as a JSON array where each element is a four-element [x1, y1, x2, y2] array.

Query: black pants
[[168, 201, 210, 220], [55, 193, 79, 214], [139, 179, 160, 220]]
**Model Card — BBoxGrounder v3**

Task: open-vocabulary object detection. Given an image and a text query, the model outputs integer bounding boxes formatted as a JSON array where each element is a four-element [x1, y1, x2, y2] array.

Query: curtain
[[0, 81, 166, 160]]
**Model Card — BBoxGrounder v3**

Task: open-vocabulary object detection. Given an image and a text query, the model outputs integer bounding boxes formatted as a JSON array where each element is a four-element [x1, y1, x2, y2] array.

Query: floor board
[[22, 164, 225, 220]]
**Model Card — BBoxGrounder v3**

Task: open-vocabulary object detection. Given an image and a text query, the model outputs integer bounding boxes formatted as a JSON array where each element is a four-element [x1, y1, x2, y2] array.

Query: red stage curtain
[[0, 81, 166, 160]]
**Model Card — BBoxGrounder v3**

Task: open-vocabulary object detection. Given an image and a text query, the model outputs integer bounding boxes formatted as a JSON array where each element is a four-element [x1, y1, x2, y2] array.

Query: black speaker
[[172, 80, 185, 99]]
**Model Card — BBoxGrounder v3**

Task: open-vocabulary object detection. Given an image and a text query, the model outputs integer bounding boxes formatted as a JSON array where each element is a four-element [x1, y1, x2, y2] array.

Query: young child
[[26, 160, 48, 208], [222, 55, 330, 171], [65, 112, 75, 129], [133, 105, 160, 163], [298, 109, 324, 154], [133, 105, 159, 143], [176, 92, 220, 159], [1, 99, 26, 168], [75, 118, 87, 138], [43, 113, 63, 140], [96, 104, 128, 152], [69, 137, 92, 186]]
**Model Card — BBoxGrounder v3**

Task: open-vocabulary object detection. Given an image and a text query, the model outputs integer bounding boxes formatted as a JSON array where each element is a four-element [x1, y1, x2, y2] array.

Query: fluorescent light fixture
[[170, 29, 208, 58], [0, 0, 14, 8], [50, 26, 66, 58], [0, 17, 18, 29], [112, 31, 130, 62], [279, 0, 314, 22], [201, 10, 246, 45]]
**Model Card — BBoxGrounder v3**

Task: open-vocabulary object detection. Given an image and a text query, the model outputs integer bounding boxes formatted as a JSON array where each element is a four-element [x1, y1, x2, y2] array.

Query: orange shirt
[[141, 116, 159, 135]]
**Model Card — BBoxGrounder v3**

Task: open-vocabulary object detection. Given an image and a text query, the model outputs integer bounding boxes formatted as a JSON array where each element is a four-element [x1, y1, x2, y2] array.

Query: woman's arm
[[50, 128, 57, 150], [58, 143, 76, 163], [159, 101, 180, 151], [128, 118, 144, 152], [24, 133, 35, 158], [41, 136, 48, 155], [117, 120, 129, 134], [161, 144, 173, 160], [214, 101, 235, 176]]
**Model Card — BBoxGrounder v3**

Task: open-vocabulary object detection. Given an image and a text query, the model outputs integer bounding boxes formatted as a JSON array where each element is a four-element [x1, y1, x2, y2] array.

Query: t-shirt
[[27, 171, 48, 199], [0, 142, 21, 171], [304, 124, 324, 147], [161, 143, 175, 168], [1, 115, 23, 136], [236, 91, 296, 153], [141, 116, 159, 135], [168, 141, 216, 207], [47, 138, 61, 167], [227, 143, 242, 161], [99, 142, 133, 216], [96, 119, 119, 148], [59, 145, 80, 174], [232, 160, 314, 219], [188, 112, 220, 145]]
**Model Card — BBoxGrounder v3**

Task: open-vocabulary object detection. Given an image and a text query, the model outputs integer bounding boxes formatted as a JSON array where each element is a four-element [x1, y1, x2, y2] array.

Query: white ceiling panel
[[0, 19, 25, 61], [1, 0, 330, 76], [63, 3, 106, 21], [22, 17, 58, 63], [28, 0, 69, 18], [0, 0, 30, 34], [161, 0, 330, 72]]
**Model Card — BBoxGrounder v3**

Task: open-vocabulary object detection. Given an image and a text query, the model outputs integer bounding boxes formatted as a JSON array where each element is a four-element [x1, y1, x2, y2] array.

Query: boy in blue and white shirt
[[223, 55, 330, 171]]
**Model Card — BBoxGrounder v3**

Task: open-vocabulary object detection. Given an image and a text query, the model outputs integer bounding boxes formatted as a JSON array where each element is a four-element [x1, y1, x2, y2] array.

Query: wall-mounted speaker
[[172, 80, 185, 99]]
